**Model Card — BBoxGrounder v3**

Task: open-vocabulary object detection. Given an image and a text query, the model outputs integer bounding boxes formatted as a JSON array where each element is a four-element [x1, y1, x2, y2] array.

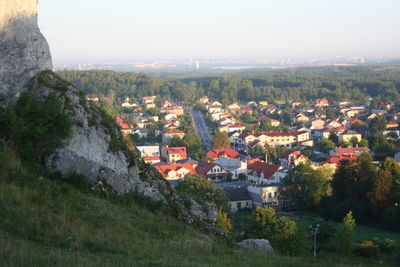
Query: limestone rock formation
[[1, 0, 217, 230], [0, 0, 52, 105], [237, 239, 274, 254]]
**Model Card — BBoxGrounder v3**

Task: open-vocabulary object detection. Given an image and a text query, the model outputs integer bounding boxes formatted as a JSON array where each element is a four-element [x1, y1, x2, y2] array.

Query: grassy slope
[[0, 175, 391, 266]]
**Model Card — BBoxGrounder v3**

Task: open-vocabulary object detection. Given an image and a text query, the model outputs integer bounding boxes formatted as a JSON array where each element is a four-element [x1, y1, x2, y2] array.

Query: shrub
[[372, 238, 396, 254], [0, 93, 72, 164], [354, 241, 380, 259], [216, 209, 233, 234], [383, 206, 400, 231]]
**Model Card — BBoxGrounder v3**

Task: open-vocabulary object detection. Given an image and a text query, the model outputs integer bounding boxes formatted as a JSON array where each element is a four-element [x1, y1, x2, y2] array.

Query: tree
[[280, 163, 332, 211], [372, 158, 399, 215], [369, 116, 386, 133], [329, 132, 339, 145], [216, 208, 233, 234], [259, 119, 272, 131], [335, 211, 356, 256], [212, 131, 231, 149], [252, 206, 277, 238], [358, 139, 369, 148], [317, 138, 336, 153], [251, 207, 308, 256], [0, 93, 72, 163], [330, 153, 377, 222], [176, 175, 229, 211]]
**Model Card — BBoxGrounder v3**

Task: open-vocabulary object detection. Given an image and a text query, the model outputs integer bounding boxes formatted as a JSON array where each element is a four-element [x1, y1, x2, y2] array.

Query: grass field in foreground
[[1, 175, 394, 266]]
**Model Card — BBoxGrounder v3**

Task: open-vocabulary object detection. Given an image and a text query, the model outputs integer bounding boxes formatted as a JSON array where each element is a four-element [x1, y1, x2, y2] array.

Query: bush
[[354, 241, 380, 259], [216, 209, 233, 234], [372, 238, 396, 254], [0, 93, 72, 163], [383, 206, 400, 231]]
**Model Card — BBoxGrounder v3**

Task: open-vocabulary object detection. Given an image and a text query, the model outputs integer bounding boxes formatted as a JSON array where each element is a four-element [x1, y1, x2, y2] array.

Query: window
[[268, 193, 272, 198], [237, 202, 242, 209]]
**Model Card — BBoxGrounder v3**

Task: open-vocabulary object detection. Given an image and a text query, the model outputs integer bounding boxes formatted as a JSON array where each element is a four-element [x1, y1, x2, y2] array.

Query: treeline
[[57, 66, 400, 105], [281, 155, 400, 231]]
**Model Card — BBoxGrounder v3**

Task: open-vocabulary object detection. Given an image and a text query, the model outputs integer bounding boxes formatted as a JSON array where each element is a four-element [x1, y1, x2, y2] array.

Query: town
[[86, 92, 400, 213]]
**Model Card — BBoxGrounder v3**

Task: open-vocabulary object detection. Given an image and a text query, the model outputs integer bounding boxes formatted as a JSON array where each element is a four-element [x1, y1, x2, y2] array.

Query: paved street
[[190, 109, 213, 150]]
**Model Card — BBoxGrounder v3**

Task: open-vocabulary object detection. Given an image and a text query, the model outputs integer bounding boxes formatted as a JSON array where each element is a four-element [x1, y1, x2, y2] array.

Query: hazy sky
[[38, 0, 400, 63]]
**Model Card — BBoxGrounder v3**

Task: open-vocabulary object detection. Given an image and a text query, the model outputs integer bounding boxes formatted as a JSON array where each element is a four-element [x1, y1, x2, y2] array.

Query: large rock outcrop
[[0, 0, 52, 105], [237, 239, 274, 254], [0, 1, 217, 229]]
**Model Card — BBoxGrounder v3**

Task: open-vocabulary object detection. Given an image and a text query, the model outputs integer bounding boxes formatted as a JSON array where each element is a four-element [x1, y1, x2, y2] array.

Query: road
[[189, 108, 213, 150]]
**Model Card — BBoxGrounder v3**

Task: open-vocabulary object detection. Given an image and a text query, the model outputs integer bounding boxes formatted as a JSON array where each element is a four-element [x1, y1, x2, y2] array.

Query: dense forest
[[57, 66, 400, 105]]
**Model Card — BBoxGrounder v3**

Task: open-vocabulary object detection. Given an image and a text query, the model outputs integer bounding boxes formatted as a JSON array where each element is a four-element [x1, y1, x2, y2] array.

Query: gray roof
[[224, 187, 252, 202]]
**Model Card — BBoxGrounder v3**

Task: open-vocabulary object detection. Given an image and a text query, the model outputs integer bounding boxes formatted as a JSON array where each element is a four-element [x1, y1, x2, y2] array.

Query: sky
[[38, 0, 400, 63]]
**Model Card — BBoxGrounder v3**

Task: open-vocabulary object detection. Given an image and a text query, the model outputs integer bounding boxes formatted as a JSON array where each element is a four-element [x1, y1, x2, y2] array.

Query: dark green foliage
[[317, 138, 336, 153], [212, 131, 231, 149], [280, 163, 332, 211], [57, 67, 400, 105], [0, 93, 72, 163], [251, 207, 309, 256], [369, 116, 387, 133], [383, 206, 400, 231], [354, 241, 380, 259], [328, 154, 376, 222], [36, 70, 73, 93], [372, 238, 396, 254], [176, 175, 229, 211]]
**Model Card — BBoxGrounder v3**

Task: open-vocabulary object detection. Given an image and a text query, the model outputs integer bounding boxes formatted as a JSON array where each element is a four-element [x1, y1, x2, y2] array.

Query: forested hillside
[[57, 66, 400, 105]]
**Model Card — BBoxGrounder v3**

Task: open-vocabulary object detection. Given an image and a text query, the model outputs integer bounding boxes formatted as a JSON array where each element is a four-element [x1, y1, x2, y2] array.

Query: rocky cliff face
[[0, 0, 52, 105], [1, 1, 217, 229]]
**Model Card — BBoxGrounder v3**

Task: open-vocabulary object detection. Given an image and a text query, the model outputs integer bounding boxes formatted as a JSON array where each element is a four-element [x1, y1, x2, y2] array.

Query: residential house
[[206, 149, 240, 160], [160, 100, 173, 109], [154, 163, 196, 181], [224, 186, 253, 211], [237, 130, 312, 150], [164, 113, 178, 122], [198, 96, 209, 104], [214, 156, 248, 180], [338, 131, 362, 143], [137, 145, 160, 157], [228, 103, 241, 114], [315, 126, 347, 139], [311, 119, 326, 130], [295, 113, 310, 123], [240, 108, 253, 114], [292, 101, 301, 108], [259, 101, 269, 107], [142, 96, 157, 104], [161, 146, 187, 163], [166, 105, 184, 116], [86, 94, 99, 102], [279, 150, 308, 167], [329, 147, 370, 156], [162, 129, 185, 143], [209, 101, 223, 107], [247, 184, 280, 208], [325, 120, 342, 129], [269, 119, 281, 127], [315, 98, 329, 107], [316, 153, 359, 171], [196, 161, 229, 181], [247, 162, 284, 184], [143, 156, 161, 164]]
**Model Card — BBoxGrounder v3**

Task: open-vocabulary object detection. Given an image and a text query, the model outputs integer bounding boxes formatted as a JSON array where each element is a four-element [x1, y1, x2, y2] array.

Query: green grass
[[1, 175, 394, 266]]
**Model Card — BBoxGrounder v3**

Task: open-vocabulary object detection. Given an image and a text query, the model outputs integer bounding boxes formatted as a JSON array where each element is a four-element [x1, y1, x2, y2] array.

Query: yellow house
[[339, 132, 362, 143]]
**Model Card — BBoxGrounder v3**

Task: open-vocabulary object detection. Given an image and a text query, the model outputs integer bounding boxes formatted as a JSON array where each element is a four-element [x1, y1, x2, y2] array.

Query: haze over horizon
[[39, 0, 400, 63]]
